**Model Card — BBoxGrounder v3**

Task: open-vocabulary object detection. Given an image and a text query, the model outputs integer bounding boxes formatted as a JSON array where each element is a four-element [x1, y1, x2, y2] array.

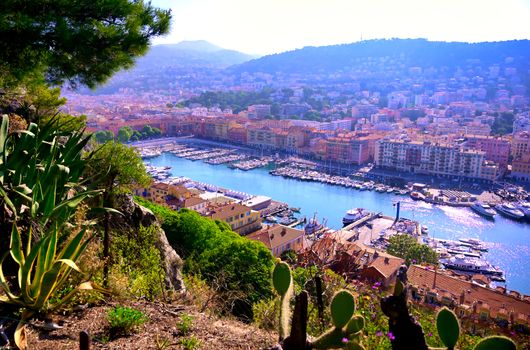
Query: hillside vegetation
[[232, 38, 530, 75]]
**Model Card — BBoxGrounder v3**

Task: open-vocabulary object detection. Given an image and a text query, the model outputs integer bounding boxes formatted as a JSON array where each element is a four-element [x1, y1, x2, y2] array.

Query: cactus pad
[[330, 290, 356, 328], [436, 307, 460, 349], [346, 315, 365, 334], [272, 261, 292, 296], [473, 336, 516, 350]]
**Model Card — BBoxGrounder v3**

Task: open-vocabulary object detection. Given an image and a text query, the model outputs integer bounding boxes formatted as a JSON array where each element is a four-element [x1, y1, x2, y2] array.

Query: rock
[[114, 194, 185, 293], [153, 223, 186, 292]]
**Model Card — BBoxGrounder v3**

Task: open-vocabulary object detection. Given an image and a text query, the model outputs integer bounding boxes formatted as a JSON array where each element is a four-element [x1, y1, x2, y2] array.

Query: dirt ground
[[26, 299, 276, 350]]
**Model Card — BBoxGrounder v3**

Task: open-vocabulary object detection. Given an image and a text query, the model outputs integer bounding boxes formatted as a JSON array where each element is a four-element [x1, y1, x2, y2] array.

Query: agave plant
[[0, 114, 100, 230], [0, 223, 105, 349], [0, 115, 108, 349]]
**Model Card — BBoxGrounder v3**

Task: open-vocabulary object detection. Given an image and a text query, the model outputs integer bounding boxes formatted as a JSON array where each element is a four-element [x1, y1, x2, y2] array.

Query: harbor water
[[148, 153, 530, 294]]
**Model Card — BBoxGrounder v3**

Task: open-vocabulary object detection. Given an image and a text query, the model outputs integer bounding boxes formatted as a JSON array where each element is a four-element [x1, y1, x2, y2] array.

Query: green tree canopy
[[118, 126, 134, 143], [386, 234, 438, 265], [0, 0, 171, 88], [94, 130, 115, 144]]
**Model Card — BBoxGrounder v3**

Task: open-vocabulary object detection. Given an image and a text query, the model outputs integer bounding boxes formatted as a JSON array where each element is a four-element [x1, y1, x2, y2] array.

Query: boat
[[265, 216, 277, 223], [421, 225, 429, 235], [279, 216, 296, 226], [290, 207, 301, 213], [470, 202, 496, 219], [495, 203, 525, 220], [516, 202, 530, 219], [342, 208, 370, 226], [440, 254, 504, 278], [305, 214, 324, 235], [410, 191, 425, 201], [458, 238, 489, 252]]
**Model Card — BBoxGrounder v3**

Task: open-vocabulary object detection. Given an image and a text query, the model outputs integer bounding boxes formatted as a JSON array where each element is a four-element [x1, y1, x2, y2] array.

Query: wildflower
[[387, 332, 395, 341], [428, 332, 433, 337], [375, 331, 383, 337], [412, 259, 417, 264], [342, 337, 349, 343]]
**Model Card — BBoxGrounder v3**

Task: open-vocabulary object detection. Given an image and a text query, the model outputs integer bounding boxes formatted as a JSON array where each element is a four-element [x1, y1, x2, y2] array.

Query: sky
[[150, 0, 530, 55]]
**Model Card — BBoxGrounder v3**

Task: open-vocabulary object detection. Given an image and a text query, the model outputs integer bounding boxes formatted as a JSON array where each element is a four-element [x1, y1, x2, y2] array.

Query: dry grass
[[26, 298, 276, 350]]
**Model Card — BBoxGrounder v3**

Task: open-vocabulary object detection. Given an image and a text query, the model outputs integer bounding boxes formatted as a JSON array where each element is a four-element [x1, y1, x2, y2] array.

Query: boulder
[[114, 194, 185, 293]]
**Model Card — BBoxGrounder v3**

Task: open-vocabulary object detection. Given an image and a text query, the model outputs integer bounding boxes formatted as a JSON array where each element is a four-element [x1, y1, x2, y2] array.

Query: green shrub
[[135, 198, 275, 318], [180, 336, 200, 350], [177, 314, 194, 335], [111, 225, 166, 300], [107, 306, 147, 335]]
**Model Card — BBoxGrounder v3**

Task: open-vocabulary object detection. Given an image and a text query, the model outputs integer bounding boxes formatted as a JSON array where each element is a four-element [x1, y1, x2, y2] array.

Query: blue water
[[149, 153, 530, 294]]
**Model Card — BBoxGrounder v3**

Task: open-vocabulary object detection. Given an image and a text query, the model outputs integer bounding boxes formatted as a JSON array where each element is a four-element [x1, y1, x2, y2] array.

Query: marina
[[144, 148, 530, 294]]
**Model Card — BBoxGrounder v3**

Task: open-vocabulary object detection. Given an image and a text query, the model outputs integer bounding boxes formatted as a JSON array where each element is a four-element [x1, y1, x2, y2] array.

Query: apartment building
[[464, 135, 511, 170], [375, 139, 489, 180], [206, 203, 262, 235], [247, 104, 271, 119], [227, 125, 248, 144], [512, 154, 530, 182], [511, 132, 530, 160], [246, 126, 276, 149], [325, 134, 374, 165]]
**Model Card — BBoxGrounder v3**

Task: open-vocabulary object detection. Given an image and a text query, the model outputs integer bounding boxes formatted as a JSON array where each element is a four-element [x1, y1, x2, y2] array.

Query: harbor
[[138, 139, 530, 293], [136, 139, 529, 222]]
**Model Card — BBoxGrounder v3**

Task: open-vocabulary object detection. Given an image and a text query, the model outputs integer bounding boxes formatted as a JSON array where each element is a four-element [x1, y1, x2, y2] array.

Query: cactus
[[472, 336, 516, 350], [313, 290, 364, 349], [272, 261, 366, 350], [272, 261, 294, 341], [272, 261, 365, 350], [382, 280, 517, 350], [436, 307, 460, 350], [432, 308, 516, 350]]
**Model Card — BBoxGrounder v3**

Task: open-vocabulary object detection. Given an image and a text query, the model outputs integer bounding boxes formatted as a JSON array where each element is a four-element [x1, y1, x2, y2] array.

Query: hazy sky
[[151, 0, 530, 55]]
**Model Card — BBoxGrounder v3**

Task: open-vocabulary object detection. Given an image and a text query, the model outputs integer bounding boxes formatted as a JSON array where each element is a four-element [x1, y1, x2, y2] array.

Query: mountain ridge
[[230, 38, 530, 74]]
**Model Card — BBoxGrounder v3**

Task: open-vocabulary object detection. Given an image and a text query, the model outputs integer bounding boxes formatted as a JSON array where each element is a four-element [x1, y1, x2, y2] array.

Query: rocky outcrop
[[114, 194, 185, 293]]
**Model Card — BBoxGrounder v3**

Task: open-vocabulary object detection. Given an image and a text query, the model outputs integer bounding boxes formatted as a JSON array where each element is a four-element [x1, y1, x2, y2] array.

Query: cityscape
[[62, 36, 530, 345], [1, 0, 530, 349]]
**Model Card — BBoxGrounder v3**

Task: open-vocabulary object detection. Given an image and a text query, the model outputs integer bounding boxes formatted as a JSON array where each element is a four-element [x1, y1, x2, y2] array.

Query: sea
[[148, 153, 530, 295]]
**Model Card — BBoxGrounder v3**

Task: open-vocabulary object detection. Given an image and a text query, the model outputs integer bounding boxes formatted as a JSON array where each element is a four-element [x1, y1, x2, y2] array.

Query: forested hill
[[230, 39, 530, 74]]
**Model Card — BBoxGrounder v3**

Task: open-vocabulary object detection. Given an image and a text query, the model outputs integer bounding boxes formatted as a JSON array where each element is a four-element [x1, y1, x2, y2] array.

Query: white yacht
[[495, 203, 525, 220], [440, 254, 504, 278], [470, 202, 496, 219], [516, 202, 530, 219], [458, 238, 489, 252], [342, 208, 370, 226]]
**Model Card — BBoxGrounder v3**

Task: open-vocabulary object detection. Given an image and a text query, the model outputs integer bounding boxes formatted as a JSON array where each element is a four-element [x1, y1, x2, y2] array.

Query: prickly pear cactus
[[272, 261, 293, 341], [330, 290, 356, 328], [436, 307, 460, 350], [312, 290, 366, 349], [473, 336, 516, 350]]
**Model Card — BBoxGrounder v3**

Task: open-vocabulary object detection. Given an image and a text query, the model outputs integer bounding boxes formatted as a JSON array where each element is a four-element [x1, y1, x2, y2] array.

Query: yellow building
[[511, 132, 530, 159], [206, 203, 262, 235]]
